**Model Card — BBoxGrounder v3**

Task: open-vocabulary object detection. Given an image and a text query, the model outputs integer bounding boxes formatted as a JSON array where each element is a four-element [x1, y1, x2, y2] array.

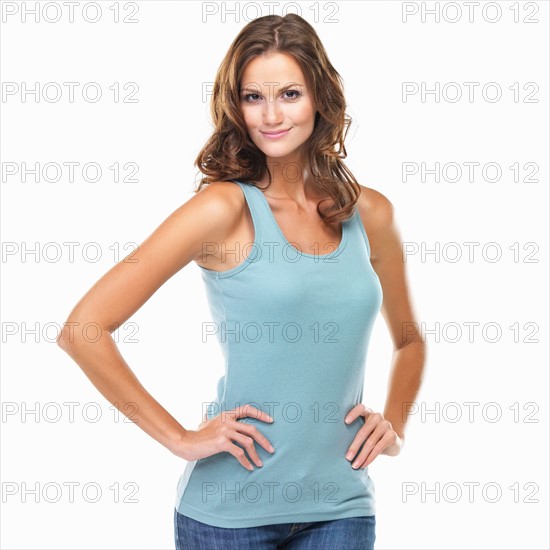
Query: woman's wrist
[[167, 428, 192, 459]]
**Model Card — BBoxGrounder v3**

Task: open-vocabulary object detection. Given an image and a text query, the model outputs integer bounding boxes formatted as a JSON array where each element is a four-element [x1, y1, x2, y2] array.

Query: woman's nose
[[263, 100, 283, 124]]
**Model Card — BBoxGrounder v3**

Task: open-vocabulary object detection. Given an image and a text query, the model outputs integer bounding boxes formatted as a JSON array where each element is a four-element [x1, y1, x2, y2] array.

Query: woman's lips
[[260, 128, 291, 139]]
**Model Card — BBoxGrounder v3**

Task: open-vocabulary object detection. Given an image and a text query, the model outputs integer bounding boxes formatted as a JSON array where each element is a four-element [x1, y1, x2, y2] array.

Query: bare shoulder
[[193, 180, 246, 222], [190, 180, 253, 268], [188, 180, 247, 246], [356, 184, 395, 226], [355, 184, 398, 261]]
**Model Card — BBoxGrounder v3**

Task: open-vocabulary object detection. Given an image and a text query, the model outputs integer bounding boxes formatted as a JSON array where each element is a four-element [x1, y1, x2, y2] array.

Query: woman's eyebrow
[[240, 83, 304, 93]]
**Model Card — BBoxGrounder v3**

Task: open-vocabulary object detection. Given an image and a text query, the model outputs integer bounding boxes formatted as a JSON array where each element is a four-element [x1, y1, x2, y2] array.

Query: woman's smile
[[260, 128, 292, 139]]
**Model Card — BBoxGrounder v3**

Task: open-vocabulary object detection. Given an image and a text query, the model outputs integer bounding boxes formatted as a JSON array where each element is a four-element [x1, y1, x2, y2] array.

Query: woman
[[57, 13, 425, 550]]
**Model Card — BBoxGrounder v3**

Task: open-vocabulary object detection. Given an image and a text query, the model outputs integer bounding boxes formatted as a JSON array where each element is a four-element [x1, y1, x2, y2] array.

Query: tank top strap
[[230, 179, 284, 244], [349, 206, 373, 258], [230, 179, 372, 259]]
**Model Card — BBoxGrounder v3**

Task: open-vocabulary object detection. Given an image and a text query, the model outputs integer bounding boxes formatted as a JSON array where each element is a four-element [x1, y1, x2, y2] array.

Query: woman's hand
[[344, 404, 404, 469], [173, 405, 275, 471]]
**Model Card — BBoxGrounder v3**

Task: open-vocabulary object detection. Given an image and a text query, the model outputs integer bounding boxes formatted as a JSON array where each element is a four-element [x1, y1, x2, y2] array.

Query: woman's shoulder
[[197, 179, 246, 200], [183, 180, 249, 246], [189, 180, 253, 269], [355, 184, 399, 261], [194, 180, 247, 217], [356, 183, 396, 230]]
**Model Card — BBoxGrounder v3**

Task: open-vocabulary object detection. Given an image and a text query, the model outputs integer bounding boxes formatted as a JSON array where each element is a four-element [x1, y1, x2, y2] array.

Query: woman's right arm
[[56, 182, 273, 468]]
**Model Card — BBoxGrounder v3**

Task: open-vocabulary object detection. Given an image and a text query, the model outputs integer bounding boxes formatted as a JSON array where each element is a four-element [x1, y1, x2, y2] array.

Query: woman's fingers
[[350, 421, 396, 469], [345, 410, 378, 458], [230, 431, 263, 469], [234, 404, 274, 424], [215, 406, 276, 470], [236, 422, 275, 455], [345, 422, 372, 461], [224, 440, 256, 471], [358, 430, 397, 469], [223, 423, 275, 471], [345, 411, 395, 466], [345, 404, 372, 424]]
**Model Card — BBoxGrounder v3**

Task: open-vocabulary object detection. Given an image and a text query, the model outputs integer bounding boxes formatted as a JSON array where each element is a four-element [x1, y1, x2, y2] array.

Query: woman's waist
[[205, 407, 364, 459], [186, 429, 372, 508]]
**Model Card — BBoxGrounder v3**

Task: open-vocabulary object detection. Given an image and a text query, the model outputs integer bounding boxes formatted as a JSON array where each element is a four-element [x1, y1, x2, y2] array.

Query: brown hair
[[194, 13, 360, 224]]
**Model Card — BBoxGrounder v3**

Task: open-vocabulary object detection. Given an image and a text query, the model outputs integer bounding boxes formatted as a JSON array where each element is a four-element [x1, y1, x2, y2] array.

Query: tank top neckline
[[236, 179, 349, 259]]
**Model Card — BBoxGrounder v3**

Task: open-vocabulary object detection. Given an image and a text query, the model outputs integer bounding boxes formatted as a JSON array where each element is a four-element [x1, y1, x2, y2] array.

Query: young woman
[[57, 13, 425, 550]]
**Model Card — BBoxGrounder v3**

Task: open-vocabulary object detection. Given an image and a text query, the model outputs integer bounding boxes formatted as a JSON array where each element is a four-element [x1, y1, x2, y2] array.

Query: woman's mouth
[[260, 128, 291, 139]]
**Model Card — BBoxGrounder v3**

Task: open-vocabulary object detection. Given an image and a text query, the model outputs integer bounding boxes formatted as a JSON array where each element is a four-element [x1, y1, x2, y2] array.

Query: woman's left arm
[[344, 186, 426, 469]]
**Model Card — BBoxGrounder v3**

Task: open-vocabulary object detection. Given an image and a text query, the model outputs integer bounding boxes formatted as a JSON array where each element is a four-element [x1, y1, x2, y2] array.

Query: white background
[[1, 1, 548, 549]]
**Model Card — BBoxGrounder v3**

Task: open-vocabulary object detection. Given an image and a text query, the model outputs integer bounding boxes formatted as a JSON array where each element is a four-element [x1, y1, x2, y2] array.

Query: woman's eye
[[243, 93, 261, 102], [284, 90, 301, 100]]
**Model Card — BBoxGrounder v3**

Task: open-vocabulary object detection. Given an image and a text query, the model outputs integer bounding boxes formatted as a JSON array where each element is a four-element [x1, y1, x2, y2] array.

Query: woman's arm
[[56, 182, 244, 458], [360, 185, 426, 443], [344, 186, 426, 469]]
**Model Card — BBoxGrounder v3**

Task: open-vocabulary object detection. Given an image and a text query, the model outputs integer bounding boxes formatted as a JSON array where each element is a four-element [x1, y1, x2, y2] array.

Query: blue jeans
[[174, 508, 376, 549]]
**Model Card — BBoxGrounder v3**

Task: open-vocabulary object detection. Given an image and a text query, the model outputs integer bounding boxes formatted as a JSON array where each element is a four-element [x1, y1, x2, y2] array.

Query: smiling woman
[[57, 12, 425, 550], [172, 13, 424, 549], [239, 52, 316, 156]]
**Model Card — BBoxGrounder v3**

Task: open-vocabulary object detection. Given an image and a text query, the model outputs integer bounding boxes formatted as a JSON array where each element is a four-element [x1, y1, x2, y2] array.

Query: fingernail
[[346, 451, 353, 460], [258, 460, 263, 467], [269, 445, 275, 453], [345, 417, 351, 423]]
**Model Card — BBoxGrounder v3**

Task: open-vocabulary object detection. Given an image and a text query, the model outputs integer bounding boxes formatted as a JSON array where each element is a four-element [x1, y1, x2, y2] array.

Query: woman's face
[[239, 52, 316, 164]]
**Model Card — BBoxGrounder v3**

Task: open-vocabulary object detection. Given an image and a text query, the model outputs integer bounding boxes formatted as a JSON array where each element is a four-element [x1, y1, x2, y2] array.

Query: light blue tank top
[[175, 179, 383, 528]]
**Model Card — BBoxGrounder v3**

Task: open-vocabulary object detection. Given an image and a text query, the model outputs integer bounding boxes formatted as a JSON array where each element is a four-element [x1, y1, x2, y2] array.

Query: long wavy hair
[[194, 13, 360, 224]]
